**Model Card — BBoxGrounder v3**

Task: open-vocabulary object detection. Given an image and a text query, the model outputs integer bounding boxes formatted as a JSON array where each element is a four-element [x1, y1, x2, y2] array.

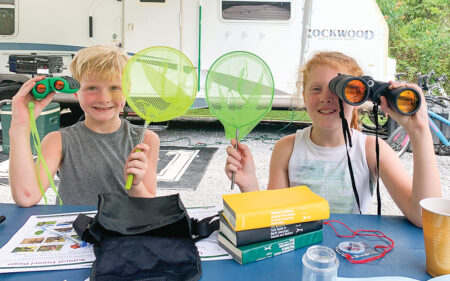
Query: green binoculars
[[329, 74, 421, 115], [32, 76, 80, 99]]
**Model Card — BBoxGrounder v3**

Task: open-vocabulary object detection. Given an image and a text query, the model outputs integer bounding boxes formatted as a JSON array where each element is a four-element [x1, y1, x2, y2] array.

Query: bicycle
[[417, 70, 447, 97], [386, 95, 450, 156]]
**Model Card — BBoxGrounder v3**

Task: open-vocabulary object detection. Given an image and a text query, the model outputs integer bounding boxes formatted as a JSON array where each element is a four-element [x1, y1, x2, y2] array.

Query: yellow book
[[222, 186, 329, 231]]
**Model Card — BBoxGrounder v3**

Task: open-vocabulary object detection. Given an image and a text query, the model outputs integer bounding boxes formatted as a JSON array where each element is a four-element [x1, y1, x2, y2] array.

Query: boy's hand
[[379, 81, 429, 138], [124, 143, 150, 189], [225, 139, 258, 192], [11, 76, 56, 125]]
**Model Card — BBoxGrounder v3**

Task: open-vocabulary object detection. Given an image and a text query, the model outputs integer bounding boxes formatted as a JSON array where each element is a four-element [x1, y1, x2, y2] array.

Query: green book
[[217, 229, 323, 265]]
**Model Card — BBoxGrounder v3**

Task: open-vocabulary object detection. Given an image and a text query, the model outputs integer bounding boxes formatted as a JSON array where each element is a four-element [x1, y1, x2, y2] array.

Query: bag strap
[[191, 214, 220, 243], [73, 212, 220, 244], [73, 214, 98, 245]]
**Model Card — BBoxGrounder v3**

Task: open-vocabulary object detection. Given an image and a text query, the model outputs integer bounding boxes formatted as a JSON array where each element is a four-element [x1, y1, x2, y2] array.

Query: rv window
[[0, 7, 15, 35], [222, 1, 291, 21]]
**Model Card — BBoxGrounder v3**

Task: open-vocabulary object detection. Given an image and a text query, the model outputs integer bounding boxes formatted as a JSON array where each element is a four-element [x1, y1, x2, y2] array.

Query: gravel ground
[[1, 118, 448, 215], [156, 118, 450, 216]]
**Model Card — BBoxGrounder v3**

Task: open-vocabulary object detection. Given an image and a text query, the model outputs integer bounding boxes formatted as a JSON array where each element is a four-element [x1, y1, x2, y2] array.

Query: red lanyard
[[324, 220, 395, 264]]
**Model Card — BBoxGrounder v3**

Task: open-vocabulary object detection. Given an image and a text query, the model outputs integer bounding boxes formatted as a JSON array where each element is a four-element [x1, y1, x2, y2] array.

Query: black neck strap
[[338, 100, 382, 216], [339, 100, 361, 214], [339, 100, 353, 148], [371, 104, 382, 216]]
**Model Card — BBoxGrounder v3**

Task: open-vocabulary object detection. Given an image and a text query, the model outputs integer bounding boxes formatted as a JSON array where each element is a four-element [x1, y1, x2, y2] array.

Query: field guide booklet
[[0, 206, 230, 273], [0, 211, 96, 273]]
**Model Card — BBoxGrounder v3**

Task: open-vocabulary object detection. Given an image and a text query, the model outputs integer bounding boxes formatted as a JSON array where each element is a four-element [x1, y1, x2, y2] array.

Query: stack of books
[[218, 185, 329, 264]]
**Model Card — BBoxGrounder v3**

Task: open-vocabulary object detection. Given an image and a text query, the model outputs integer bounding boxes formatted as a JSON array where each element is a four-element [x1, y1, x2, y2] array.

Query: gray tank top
[[58, 119, 143, 205]]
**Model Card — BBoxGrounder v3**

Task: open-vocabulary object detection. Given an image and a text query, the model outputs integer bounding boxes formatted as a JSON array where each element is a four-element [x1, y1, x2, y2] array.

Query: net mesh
[[122, 46, 198, 122], [205, 51, 274, 140]]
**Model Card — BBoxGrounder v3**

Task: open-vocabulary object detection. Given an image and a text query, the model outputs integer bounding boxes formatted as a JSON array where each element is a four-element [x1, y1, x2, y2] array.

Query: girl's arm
[[367, 81, 441, 227], [225, 139, 259, 192], [267, 134, 295, 190], [126, 130, 159, 198]]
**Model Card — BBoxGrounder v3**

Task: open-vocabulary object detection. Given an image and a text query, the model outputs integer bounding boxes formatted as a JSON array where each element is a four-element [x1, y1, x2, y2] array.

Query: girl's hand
[[225, 139, 258, 192], [379, 81, 429, 138], [124, 143, 150, 189], [11, 76, 56, 125]]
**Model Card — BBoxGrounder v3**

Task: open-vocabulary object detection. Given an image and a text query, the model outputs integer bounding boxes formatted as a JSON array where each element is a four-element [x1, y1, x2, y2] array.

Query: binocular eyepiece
[[328, 74, 421, 115], [32, 76, 80, 99]]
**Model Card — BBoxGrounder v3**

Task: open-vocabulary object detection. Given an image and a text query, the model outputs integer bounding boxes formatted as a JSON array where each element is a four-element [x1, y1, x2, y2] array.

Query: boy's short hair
[[69, 45, 129, 81]]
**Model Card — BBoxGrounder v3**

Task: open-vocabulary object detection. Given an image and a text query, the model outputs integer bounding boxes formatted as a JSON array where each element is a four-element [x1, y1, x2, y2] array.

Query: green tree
[[377, 0, 449, 92]]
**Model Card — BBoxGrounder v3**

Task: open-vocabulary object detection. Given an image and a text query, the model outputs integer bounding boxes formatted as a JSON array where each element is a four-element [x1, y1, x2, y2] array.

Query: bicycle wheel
[[386, 126, 410, 157]]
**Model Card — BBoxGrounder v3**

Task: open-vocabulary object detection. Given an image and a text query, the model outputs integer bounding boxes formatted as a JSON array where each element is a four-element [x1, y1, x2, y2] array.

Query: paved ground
[[1, 118, 449, 217]]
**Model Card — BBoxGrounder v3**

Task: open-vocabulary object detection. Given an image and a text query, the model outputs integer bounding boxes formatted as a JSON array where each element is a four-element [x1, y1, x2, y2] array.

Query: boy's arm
[[10, 131, 63, 207], [127, 130, 159, 197], [9, 77, 60, 207], [267, 134, 295, 190], [9, 122, 41, 206]]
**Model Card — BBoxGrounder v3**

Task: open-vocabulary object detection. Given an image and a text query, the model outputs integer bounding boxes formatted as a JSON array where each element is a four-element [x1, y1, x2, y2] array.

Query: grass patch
[[183, 108, 311, 122], [184, 108, 384, 126], [264, 110, 311, 122], [359, 111, 389, 126]]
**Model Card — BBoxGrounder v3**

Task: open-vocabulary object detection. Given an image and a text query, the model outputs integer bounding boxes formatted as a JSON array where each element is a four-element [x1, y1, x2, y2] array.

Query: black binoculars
[[32, 76, 80, 99], [329, 74, 421, 115]]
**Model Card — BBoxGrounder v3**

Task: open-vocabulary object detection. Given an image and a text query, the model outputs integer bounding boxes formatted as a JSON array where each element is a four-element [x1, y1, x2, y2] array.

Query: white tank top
[[288, 126, 374, 214]]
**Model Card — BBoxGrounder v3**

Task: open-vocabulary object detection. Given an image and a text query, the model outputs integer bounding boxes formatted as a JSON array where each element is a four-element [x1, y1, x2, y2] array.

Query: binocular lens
[[344, 80, 367, 104], [397, 90, 419, 114], [54, 80, 65, 91], [330, 74, 421, 115], [36, 84, 47, 94]]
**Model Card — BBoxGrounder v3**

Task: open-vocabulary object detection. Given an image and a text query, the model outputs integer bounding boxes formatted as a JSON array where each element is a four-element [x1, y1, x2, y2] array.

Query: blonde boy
[[9, 45, 159, 206]]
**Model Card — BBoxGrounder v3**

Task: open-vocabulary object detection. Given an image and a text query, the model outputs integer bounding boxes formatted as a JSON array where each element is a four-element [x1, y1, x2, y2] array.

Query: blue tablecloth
[[0, 203, 432, 281]]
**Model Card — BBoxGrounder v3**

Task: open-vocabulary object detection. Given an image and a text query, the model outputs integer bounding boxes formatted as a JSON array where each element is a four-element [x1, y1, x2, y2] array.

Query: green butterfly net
[[122, 46, 198, 189], [205, 51, 274, 141], [205, 51, 274, 189]]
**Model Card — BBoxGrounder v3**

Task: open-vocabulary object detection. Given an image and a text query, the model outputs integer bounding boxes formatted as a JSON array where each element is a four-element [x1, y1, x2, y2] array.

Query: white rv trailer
[[0, 0, 395, 110]]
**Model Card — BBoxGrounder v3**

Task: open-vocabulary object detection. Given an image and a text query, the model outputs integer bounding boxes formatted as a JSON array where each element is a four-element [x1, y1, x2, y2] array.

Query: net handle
[[230, 128, 239, 190], [125, 120, 149, 190]]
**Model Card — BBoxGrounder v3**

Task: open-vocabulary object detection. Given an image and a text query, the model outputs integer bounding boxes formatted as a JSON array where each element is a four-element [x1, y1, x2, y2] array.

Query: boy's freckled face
[[304, 65, 354, 130], [75, 74, 125, 123]]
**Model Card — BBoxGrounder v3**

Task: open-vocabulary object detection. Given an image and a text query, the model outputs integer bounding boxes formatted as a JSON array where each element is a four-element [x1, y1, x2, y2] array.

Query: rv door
[[124, 0, 181, 53]]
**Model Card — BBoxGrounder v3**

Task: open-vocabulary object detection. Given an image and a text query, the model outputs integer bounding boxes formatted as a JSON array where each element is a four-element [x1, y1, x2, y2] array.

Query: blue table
[[0, 203, 431, 281]]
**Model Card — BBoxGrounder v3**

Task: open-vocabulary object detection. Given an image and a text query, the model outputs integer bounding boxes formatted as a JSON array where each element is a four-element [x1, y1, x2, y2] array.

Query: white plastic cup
[[302, 245, 339, 281]]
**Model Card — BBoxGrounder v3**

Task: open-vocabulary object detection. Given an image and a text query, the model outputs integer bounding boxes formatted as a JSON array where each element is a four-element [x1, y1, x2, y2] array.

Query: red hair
[[298, 52, 363, 130]]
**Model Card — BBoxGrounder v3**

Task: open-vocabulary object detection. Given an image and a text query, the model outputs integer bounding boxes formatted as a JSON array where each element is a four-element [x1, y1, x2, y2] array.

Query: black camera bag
[[73, 193, 218, 281]]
